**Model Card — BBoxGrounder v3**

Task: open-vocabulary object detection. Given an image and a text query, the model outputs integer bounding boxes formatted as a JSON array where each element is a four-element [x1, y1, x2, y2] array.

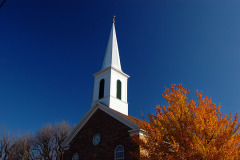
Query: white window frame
[[115, 145, 124, 160]]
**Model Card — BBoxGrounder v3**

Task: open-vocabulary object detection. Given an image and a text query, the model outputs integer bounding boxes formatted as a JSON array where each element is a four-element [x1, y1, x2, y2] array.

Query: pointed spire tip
[[102, 15, 122, 71]]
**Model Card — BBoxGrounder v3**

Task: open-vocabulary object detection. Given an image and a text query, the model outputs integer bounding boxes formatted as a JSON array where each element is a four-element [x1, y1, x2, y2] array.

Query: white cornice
[[93, 66, 130, 78]]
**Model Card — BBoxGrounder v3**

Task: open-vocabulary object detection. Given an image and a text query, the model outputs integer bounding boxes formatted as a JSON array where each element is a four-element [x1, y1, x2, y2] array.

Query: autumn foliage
[[133, 84, 240, 160]]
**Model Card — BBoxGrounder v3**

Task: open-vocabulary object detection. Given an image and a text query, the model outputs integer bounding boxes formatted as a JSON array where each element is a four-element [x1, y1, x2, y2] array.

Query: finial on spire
[[113, 16, 116, 23]]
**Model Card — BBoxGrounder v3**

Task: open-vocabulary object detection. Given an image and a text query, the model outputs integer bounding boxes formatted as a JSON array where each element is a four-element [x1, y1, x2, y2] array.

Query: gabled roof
[[61, 102, 141, 148], [102, 22, 122, 71], [100, 102, 144, 125]]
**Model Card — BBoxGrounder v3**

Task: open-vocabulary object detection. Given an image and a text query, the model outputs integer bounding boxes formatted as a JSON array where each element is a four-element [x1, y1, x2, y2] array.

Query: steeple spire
[[92, 17, 129, 115], [102, 16, 122, 71]]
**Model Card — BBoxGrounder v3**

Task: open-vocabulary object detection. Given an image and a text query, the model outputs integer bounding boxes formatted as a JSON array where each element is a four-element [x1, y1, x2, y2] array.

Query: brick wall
[[63, 109, 139, 160]]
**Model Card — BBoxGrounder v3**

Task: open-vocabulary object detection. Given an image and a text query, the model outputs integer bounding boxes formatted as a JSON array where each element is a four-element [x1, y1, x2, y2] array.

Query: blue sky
[[0, 0, 240, 133]]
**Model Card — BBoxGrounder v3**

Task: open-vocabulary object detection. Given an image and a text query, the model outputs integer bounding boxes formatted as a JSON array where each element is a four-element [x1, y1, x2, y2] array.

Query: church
[[61, 17, 143, 160]]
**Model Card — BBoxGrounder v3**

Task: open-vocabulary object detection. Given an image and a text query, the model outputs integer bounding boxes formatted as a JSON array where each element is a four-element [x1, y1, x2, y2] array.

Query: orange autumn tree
[[133, 84, 240, 160]]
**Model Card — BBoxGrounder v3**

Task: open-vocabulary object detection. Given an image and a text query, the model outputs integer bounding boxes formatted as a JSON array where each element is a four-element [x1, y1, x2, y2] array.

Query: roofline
[[61, 102, 139, 148], [61, 104, 98, 147], [93, 66, 130, 78]]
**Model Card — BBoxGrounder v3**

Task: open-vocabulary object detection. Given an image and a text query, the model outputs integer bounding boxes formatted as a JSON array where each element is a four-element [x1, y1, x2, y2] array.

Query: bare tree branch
[[0, 0, 6, 9]]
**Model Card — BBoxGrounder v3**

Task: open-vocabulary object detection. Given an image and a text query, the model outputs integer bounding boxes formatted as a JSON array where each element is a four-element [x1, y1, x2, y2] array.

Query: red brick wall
[[63, 109, 139, 160]]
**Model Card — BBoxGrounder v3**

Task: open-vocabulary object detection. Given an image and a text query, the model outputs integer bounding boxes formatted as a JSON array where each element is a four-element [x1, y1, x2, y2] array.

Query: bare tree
[[0, 127, 34, 160], [0, 127, 11, 160], [33, 124, 55, 160], [53, 121, 72, 160], [33, 121, 72, 160], [1, 121, 71, 160], [10, 133, 34, 160]]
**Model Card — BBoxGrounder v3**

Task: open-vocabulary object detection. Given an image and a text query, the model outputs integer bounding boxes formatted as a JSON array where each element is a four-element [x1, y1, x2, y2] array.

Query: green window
[[116, 80, 122, 100], [99, 79, 104, 99]]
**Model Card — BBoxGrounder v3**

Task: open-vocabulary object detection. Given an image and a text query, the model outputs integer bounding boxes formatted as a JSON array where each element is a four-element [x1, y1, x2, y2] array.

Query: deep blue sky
[[1, 0, 240, 133]]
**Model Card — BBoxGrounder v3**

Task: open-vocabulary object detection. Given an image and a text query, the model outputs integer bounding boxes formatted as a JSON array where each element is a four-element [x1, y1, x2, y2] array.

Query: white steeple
[[102, 17, 122, 71], [92, 17, 129, 115]]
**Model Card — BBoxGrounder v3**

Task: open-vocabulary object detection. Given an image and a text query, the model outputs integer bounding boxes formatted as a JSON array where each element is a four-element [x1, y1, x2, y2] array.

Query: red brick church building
[[61, 18, 142, 160]]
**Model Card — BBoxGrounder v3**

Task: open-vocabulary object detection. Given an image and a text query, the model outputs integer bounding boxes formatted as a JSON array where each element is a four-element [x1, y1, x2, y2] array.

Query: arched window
[[115, 145, 124, 160], [99, 79, 105, 99], [116, 80, 122, 100]]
